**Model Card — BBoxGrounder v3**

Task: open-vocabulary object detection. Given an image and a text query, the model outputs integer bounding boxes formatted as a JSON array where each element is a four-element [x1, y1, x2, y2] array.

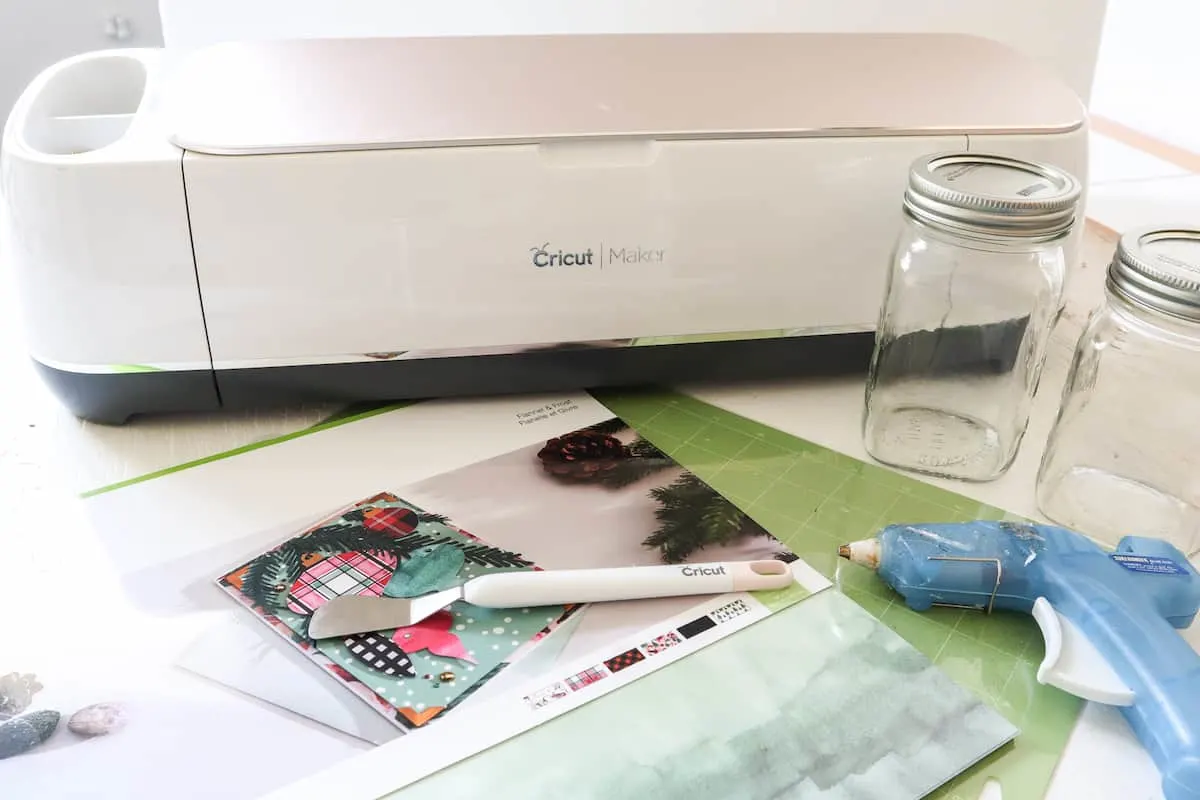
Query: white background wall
[[0, 0, 162, 124], [1090, 0, 1200, 153]]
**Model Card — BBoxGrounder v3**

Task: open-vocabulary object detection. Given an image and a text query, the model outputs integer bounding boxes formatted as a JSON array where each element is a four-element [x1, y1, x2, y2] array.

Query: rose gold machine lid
[[162, 32, 1086, 156]]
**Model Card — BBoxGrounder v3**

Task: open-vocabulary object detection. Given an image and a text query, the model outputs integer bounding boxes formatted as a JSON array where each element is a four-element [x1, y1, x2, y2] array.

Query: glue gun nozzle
[[838, 538, 881, 569]]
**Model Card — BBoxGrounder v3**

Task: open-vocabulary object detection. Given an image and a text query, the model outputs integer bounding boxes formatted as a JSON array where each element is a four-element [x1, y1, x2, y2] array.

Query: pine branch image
[[641, 473, 775, 563], [400, 533, 533, 569], [581, 418, 631, 436], [456, 544, 533, 569]]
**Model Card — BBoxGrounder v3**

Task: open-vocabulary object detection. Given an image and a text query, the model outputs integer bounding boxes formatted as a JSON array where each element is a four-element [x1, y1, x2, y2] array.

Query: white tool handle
[[461, 560, 793, 608]]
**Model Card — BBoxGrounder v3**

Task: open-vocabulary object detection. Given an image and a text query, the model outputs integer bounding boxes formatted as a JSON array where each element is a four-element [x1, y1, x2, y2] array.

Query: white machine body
[[0, 32, 1088, 422]]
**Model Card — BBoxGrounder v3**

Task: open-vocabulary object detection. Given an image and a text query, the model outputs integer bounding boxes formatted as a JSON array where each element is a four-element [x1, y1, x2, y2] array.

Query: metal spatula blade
[[307, 586, 464, 639], [305, 559, 793, 639]]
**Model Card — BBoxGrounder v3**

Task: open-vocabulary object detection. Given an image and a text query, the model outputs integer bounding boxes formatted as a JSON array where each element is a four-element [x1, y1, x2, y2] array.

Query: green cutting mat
[[594, 388, 1081, 800], [78, 387, 1080, 798]]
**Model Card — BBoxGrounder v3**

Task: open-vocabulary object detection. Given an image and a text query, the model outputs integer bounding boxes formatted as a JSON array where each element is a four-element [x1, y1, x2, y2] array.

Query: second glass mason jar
[[862, 152, 1082, 481], [1037, 226, 1200, 555]]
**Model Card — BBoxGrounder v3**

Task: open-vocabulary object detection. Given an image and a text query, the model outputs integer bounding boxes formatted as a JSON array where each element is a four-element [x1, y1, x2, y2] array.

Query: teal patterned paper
[[216, 492, 573, 730]]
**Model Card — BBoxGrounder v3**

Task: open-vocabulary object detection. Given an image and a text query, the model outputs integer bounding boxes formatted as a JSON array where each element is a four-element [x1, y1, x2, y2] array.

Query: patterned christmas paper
[[216, 492, 574, 730]]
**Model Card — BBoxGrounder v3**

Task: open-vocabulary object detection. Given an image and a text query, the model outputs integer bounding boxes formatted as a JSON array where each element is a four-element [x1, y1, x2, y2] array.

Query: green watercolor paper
[[386, 591, 1019, 800]]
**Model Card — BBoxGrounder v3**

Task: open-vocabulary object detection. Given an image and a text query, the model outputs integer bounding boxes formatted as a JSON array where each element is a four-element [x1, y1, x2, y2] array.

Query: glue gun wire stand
[[838, 521, 1200, 800]]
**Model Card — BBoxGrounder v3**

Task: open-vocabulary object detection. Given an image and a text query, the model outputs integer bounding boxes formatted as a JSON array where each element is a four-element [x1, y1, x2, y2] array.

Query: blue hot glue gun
[[838, 520, 1200, 800]]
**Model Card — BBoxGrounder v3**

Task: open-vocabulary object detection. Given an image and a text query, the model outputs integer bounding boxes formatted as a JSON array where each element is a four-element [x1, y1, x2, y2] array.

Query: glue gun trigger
[[1031, 597, 1135, 706]]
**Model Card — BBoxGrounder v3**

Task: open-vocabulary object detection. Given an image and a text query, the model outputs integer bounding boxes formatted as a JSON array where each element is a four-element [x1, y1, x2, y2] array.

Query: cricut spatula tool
[[306, 559, 793, 639]]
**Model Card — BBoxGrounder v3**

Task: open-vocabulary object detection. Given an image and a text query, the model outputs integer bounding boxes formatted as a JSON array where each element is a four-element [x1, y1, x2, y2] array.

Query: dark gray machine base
[[33, 333, 876, 424], [216, 333, 878, 410], [34, 317, 1034, 425], [32, 360, 223, 425]]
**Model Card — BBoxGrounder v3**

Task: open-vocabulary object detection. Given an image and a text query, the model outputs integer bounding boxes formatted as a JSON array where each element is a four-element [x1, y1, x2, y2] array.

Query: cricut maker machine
[[0, 32, 1088, 423]]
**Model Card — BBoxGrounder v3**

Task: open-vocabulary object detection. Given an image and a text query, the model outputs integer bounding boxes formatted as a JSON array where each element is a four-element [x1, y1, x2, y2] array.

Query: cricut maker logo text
[[529, 243, 594, 267], [529, 242, 665, 268]]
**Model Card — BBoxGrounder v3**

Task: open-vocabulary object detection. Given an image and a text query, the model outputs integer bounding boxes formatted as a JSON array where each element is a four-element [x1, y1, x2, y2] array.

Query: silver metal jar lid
[[903, 152, 1082, 241], [1107, 226, 1200, 322]]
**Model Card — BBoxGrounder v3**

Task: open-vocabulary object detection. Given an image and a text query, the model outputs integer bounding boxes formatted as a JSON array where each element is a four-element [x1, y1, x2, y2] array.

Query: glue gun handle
[[1053, 579, 1200, 800]]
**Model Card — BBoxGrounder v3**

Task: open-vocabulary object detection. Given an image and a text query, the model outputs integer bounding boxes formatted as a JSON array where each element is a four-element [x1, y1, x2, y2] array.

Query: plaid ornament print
[[344, 632, 417, 678], [566, 667, 606, 691], [363, 506, 420, 536], [603, 648, 645, 674], [287, 551, 397, 615]]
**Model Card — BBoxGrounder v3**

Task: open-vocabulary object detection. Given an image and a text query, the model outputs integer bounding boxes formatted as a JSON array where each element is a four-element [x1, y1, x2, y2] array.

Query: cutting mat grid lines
[[631, 401, 846, 514], [596, 390, 1082, 800]]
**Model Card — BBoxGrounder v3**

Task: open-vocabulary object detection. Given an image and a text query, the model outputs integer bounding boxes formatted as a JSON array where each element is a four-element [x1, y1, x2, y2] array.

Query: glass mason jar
[[1037, 226, 1200, 555], [862, 152, 1082, 481]]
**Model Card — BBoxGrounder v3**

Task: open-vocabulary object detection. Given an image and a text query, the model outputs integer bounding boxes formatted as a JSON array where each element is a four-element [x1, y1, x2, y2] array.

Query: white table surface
[[0, 220, 1174, 799]]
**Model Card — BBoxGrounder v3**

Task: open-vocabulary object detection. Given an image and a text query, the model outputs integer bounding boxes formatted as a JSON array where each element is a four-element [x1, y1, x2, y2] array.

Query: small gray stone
[[67, 703, 126, 737], [0, 710, 60, 758]]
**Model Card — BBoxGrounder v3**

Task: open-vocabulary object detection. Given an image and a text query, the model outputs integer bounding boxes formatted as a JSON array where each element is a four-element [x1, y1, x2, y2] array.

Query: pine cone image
[[537, 431, 631, 481]]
